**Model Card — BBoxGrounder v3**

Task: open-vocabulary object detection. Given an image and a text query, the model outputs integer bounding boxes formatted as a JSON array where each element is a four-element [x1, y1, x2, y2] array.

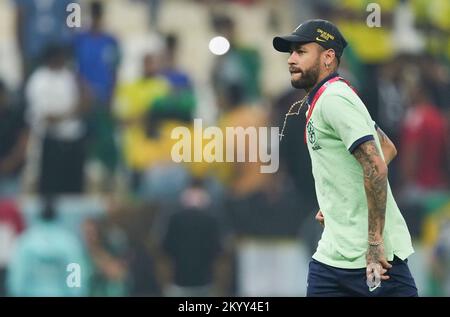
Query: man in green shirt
[[273, 19, 417, 296]]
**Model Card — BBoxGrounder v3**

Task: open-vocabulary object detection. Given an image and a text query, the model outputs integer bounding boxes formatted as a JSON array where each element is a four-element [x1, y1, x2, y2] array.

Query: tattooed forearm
[[353, 140, 388, 242]]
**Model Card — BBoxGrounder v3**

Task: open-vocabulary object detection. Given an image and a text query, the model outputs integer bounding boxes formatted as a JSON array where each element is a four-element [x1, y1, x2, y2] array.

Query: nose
[[287, 51, 297, 65]]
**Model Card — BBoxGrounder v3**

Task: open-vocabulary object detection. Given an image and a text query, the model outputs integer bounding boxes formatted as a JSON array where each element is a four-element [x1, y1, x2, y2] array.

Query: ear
[[323, 49, 336, 69]]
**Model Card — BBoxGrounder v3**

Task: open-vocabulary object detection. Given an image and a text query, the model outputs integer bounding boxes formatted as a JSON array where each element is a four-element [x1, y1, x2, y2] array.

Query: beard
[[290, 61, 320, 90]]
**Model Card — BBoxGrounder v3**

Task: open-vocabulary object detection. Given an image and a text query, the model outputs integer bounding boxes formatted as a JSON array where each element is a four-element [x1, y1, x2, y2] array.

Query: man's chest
[[305, 114, 342, 154]]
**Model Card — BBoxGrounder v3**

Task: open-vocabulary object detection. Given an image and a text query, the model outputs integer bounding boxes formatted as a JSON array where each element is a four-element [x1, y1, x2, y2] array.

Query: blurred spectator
[[377, 58, 407, 140], [115, 53, 169, 126], [149, 33, 196, 128], [226, 171, 308, 296], [15, 0, 77, 80], [215, 85, 269, 195], [160, 179, 229, 296], [127, 238, 161, 296], [419, 55, 450, 112], [391, 0, 425, 55], [74, 0, 121, 181], [75, 1, 120, 109], [82, 197, 131, 296], [124, 202, 162, 296], [0, 81, 29, 197], [376, 57, 409, 190], [397, 81, 449, 239], [0, 199, 25, 296], [115, 51, 194, 200], [135, 34, 198, 203], [25, 45, 89, 194], [211, 14, 262, 105], [330, 1, 397, 121], [400, 83, 449, 192], [6, 196, 87, 296], [114, 53, 170, 187], [227, 171, 304, 238], [160, 34, 193, 92]]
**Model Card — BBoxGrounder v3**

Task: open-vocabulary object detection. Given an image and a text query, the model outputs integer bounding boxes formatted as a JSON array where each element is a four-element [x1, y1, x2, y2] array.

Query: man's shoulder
[[317, 81, 364, 113], [322, 80, 358, 100]]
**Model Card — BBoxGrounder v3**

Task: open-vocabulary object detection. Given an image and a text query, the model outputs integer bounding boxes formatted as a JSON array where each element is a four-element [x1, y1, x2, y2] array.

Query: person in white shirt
[[25, 45, 89, 194]]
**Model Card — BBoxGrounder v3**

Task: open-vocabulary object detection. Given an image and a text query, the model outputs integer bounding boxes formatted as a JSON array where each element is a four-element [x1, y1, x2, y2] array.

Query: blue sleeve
[[348, 135, 375, 153]]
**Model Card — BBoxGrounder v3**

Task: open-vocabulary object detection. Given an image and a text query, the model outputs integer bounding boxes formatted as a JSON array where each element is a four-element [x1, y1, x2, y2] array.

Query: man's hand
[[353, 140, 390, 289], [366, 242, 392, 287], [315, 210, 324, 227]]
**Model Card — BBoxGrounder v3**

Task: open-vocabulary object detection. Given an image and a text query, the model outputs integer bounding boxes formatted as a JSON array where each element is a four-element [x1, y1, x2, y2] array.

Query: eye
[[289, 47, 306, 54], [298, 50, 306, 55]]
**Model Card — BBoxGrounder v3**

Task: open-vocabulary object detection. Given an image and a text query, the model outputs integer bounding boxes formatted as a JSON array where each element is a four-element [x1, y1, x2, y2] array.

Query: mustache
[[289, 67, 303, 73]]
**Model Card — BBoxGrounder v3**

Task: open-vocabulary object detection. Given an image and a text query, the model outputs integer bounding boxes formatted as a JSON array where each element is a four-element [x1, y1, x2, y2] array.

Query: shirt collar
[[307, 72, 339, 105]]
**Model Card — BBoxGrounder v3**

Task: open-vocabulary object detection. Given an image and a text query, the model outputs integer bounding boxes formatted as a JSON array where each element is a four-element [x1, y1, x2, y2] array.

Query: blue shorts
[[306, 256, 418, 297]]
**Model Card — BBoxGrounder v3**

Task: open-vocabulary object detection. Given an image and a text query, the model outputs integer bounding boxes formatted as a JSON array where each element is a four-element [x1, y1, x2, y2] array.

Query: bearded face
[[288, 42, 326, 90], [289, 58, 321, 90]]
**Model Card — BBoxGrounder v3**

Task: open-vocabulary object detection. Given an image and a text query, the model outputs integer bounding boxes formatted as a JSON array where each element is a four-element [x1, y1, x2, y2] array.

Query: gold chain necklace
[[279, 93, 309, 141]]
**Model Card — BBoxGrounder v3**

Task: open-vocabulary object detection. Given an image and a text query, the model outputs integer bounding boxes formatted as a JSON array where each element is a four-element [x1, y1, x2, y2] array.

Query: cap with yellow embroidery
[[273, 19, 348, 58]]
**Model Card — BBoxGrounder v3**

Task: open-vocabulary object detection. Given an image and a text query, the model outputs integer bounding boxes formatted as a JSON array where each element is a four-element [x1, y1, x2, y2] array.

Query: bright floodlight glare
[[209, 36, 230, 55]]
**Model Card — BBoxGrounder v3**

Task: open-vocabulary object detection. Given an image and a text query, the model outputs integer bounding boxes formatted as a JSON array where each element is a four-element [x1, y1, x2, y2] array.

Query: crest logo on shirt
[[307, 120, 322, 151]]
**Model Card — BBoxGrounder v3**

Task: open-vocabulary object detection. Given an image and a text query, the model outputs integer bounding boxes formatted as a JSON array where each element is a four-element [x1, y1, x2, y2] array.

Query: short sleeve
[[320, 94, 374, 153]]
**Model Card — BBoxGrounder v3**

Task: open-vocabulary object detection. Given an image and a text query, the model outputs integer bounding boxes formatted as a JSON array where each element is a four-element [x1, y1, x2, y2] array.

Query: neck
[[305, 69, 335, 94], [91, 21, 102, 33]]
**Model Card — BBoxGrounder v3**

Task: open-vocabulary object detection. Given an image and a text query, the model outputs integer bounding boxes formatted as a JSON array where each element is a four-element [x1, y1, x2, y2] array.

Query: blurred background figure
[[123, 201, 162, 296], [0, 80, 29, 198], [114, 52, 171, 193], [211, 14, 262, 106], [74, 0, 121, 189], [400, 81, 449, 193], [25, 45, 89, 195], [397, 78, 449, 240], [6, 196, 87, 296], [15, 0, 77, 80], [160, 178, 229, 297], [82, 197, 131, 296], [150, 33, 196, 127], [226, 171, 308, 296]]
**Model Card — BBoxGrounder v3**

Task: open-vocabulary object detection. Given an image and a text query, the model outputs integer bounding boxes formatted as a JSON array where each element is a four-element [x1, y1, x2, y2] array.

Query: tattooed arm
[[376, 127, 397, 165], [315, 129, 396, 229], [353, 140, 393, 281]]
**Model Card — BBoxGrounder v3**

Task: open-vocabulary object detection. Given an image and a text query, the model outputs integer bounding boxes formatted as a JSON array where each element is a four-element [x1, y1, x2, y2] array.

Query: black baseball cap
[[273, 19, 348, 58]]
